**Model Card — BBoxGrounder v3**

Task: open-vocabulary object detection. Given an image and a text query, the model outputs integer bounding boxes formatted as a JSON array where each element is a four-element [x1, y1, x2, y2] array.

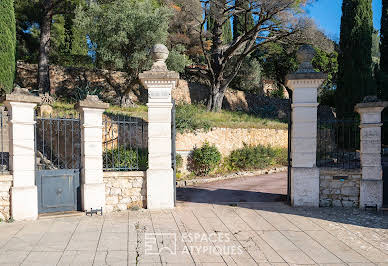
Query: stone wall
[[0, 175, 12, 221], [319, 168, 361, 207], [176, 127, 288, 156], [103, 171, 146, 212]]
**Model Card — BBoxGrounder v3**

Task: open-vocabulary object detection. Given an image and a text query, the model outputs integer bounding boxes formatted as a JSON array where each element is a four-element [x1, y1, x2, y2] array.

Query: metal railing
[[317, 118, 360, 169], [102, 114, 147, 171], [35, 114, 81, 170], [0, 107, 9, 173]]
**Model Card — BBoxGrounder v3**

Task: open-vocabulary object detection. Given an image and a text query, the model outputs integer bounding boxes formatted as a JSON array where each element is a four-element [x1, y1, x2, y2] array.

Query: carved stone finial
[[12, 84, 31, 95], [75, 94, 109, 110], [295, 45, 316, 73], [362, 95, 379, 103], [150, 44, 169, 71], [5, 85, 41, 103]]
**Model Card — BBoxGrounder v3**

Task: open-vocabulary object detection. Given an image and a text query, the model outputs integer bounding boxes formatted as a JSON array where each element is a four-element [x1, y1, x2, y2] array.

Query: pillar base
[[360, 179, 383, 209], [291, 167, 319, 207], [11, 186, 38, 220], [81, 183, 106, 211], [146, 169, 174, 209]]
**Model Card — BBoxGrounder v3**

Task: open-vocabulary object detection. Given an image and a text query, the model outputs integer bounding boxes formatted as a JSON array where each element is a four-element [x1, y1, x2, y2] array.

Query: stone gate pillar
[[4, 87, 41, 220], [355, 100, 388, 209], [285, 45, 327, 207], [76, 95, 109, 211], [139, 44, 179, 209]]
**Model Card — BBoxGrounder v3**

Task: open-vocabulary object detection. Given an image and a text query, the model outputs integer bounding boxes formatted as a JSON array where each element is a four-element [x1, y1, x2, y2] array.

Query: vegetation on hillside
[[0, 0, 16, 93]]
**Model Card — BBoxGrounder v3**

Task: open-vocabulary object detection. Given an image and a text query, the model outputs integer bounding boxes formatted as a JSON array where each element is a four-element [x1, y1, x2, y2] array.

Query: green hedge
[[190, 142, 221, 176], [103, 146, 148, 170], [227, 144, 287, 171], [0, 0, 16, 93]]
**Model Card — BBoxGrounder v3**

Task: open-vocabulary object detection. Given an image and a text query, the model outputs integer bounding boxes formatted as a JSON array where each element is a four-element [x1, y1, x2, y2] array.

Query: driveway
[[177, 171, 288, 203], [0, 199, 388, 265]]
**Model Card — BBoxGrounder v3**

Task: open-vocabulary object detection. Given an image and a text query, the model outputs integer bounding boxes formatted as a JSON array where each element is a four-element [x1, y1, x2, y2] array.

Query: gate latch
[[85, 207, 103, 216]]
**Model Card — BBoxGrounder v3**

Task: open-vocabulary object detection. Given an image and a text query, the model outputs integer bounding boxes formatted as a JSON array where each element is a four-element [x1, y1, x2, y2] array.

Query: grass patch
[[50, 102, 287, 131]]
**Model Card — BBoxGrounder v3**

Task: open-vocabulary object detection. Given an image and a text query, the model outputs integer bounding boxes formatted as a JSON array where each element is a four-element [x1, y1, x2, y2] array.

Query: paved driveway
[[177, 172, 288, 203], [0, 200, 388, 265]]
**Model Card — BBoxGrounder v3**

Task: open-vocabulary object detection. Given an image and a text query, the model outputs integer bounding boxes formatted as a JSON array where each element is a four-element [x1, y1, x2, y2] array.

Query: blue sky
[[306, 0, 382, 41]]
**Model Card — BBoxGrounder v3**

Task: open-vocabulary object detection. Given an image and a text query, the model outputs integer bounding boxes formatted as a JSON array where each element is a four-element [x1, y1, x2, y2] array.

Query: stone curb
[[176, 166, 287, 187]]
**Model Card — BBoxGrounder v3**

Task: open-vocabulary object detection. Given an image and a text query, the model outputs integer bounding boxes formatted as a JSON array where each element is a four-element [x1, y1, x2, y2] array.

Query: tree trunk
[[207, 83, 225, 112], [38, 2, 53, 94]]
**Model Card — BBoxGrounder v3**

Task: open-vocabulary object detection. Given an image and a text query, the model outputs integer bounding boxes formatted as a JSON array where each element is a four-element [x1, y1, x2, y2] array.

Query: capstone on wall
[[103, 171, 146, 213], [319, 168, 361, 207], [0, 175, 12, 221]]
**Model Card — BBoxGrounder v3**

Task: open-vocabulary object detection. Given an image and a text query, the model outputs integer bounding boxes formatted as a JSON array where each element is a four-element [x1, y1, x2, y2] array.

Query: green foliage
[[0, 0, 16, 93], [337, 0, 375, 118], [71, 82, 103, 102], [75, 0, 171, 90], [222, 18, 233, 44], [175, 104, 211, 133], [190, 142, 221, 176], [103, 146, 148, 170], [230, 56, 262, 92], [226, 144, 287, 171], [166, 44, 192, 73], [269, 87, 285, 99], [176, 153, 183, 169], [233, 0, 254, 40]]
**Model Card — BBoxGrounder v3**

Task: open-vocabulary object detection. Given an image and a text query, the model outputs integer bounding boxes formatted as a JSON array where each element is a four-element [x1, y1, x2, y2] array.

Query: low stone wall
[[103, 171, 146, 212], [319, 168, 361, 207], [176, 127, 288, 156], [0, 174, 12, 221]]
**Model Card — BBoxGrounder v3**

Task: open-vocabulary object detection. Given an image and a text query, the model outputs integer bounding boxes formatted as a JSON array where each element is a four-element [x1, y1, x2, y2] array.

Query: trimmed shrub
[[0, 0, 16, 93], [227, 144, 287, 171], [103, 146, 148, 170], [190, 142, 221, 176]]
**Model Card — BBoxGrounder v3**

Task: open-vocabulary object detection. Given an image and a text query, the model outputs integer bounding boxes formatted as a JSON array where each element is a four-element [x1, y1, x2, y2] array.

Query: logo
[[145, 233, 177, 255]]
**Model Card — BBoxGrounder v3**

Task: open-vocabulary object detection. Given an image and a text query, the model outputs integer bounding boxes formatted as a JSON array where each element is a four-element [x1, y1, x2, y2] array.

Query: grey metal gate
[[35, 114, 81, 213], [171, 100, 176, 205]]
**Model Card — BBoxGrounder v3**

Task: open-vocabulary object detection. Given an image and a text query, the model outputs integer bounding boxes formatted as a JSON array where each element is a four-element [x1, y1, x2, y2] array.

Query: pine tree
[[0, 0, 16, 93], [233, 0, 254, 40], [380, 0, 388, 101], [337, 0, 375, 118]]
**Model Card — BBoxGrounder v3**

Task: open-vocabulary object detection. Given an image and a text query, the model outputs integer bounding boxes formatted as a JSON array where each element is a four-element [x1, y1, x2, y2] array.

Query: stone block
[[360, 179, 383, 209], [292, 107, 317, 123], [292, 152, 316, 168], [291, 138, 316, 154], [360, 153, 381, 167], [360, 127, 381, 140], [362, 166, 383, 180], [11, 186, 38, 220], [148, 123, 171, 138], [148, 154, 172, 169], [148, 107, 172, 123], [110, 187, 121, 195], [291, 167, 319, 207], [146, 169, 174, 209], [341, 186, 359, 196], [292, 122, 317, 138], [81, 183, 106, 211], [360, 140, 381, 153], [292, 87, 317, 103]]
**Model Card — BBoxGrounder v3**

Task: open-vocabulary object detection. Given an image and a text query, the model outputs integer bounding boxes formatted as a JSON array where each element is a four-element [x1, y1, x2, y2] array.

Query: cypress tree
[[337, 0, 375, 118], [380, 0, 388, 101], [207, 1, 232, 44], [0, 0, 16, 93], [233, 0, 254, 40]]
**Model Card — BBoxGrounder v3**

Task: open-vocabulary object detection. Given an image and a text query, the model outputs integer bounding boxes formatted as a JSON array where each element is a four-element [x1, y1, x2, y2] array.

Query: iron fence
[[317, 118, 360, 169], [35, 114, 81, 170], [102, 114, 147, 171], [0, 107, 9, 173]]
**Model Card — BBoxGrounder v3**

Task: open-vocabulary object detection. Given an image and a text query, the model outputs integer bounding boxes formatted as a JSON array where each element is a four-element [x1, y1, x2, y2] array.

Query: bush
[[103, 146, 148, 170], [176, 153, 183, 169], [227, 144, 287, 171], [190, 142, 221, 176], [0, 0, 16, 93]]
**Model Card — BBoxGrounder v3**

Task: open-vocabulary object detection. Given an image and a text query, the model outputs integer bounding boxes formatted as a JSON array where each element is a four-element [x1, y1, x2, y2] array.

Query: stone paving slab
[[0, 203, 387, 265]]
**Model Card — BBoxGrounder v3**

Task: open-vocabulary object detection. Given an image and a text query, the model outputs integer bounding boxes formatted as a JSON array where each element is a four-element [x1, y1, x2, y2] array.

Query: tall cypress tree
[[207, 1, 232, 44], [380, 0, 388, 101], [337, 0, 375, 118], [233, 0, 254, 40], [0, 0, 16, 93]]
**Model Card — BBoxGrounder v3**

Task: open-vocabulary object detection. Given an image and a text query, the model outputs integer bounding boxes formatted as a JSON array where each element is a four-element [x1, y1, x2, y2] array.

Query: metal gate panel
[[36, 169, 80, 213]]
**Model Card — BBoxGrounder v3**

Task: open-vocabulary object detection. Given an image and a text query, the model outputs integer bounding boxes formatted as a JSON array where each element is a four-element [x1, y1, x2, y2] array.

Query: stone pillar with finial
[[139, 44, 179, 209], [285, 45, 327, 207]]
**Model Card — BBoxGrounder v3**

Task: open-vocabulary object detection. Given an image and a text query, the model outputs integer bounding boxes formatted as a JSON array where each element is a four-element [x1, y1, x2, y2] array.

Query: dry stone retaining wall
[[176, 127, 288, 156], [0, 175, 12, 221], [103, 171, 146, 212], [319, 168, 361, 207]]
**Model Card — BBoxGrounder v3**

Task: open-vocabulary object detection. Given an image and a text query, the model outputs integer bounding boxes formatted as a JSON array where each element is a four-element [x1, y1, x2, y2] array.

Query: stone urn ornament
[[150, 44, 169, 71], [39, 93, 54, 117], [295, 44, 316, 73]]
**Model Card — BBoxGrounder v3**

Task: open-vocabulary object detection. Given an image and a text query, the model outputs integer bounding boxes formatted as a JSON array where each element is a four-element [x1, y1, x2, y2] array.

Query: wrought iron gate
[[35, 114, 82, 213], [382, 111, 388, 207], [171, 100, 176, 205]]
